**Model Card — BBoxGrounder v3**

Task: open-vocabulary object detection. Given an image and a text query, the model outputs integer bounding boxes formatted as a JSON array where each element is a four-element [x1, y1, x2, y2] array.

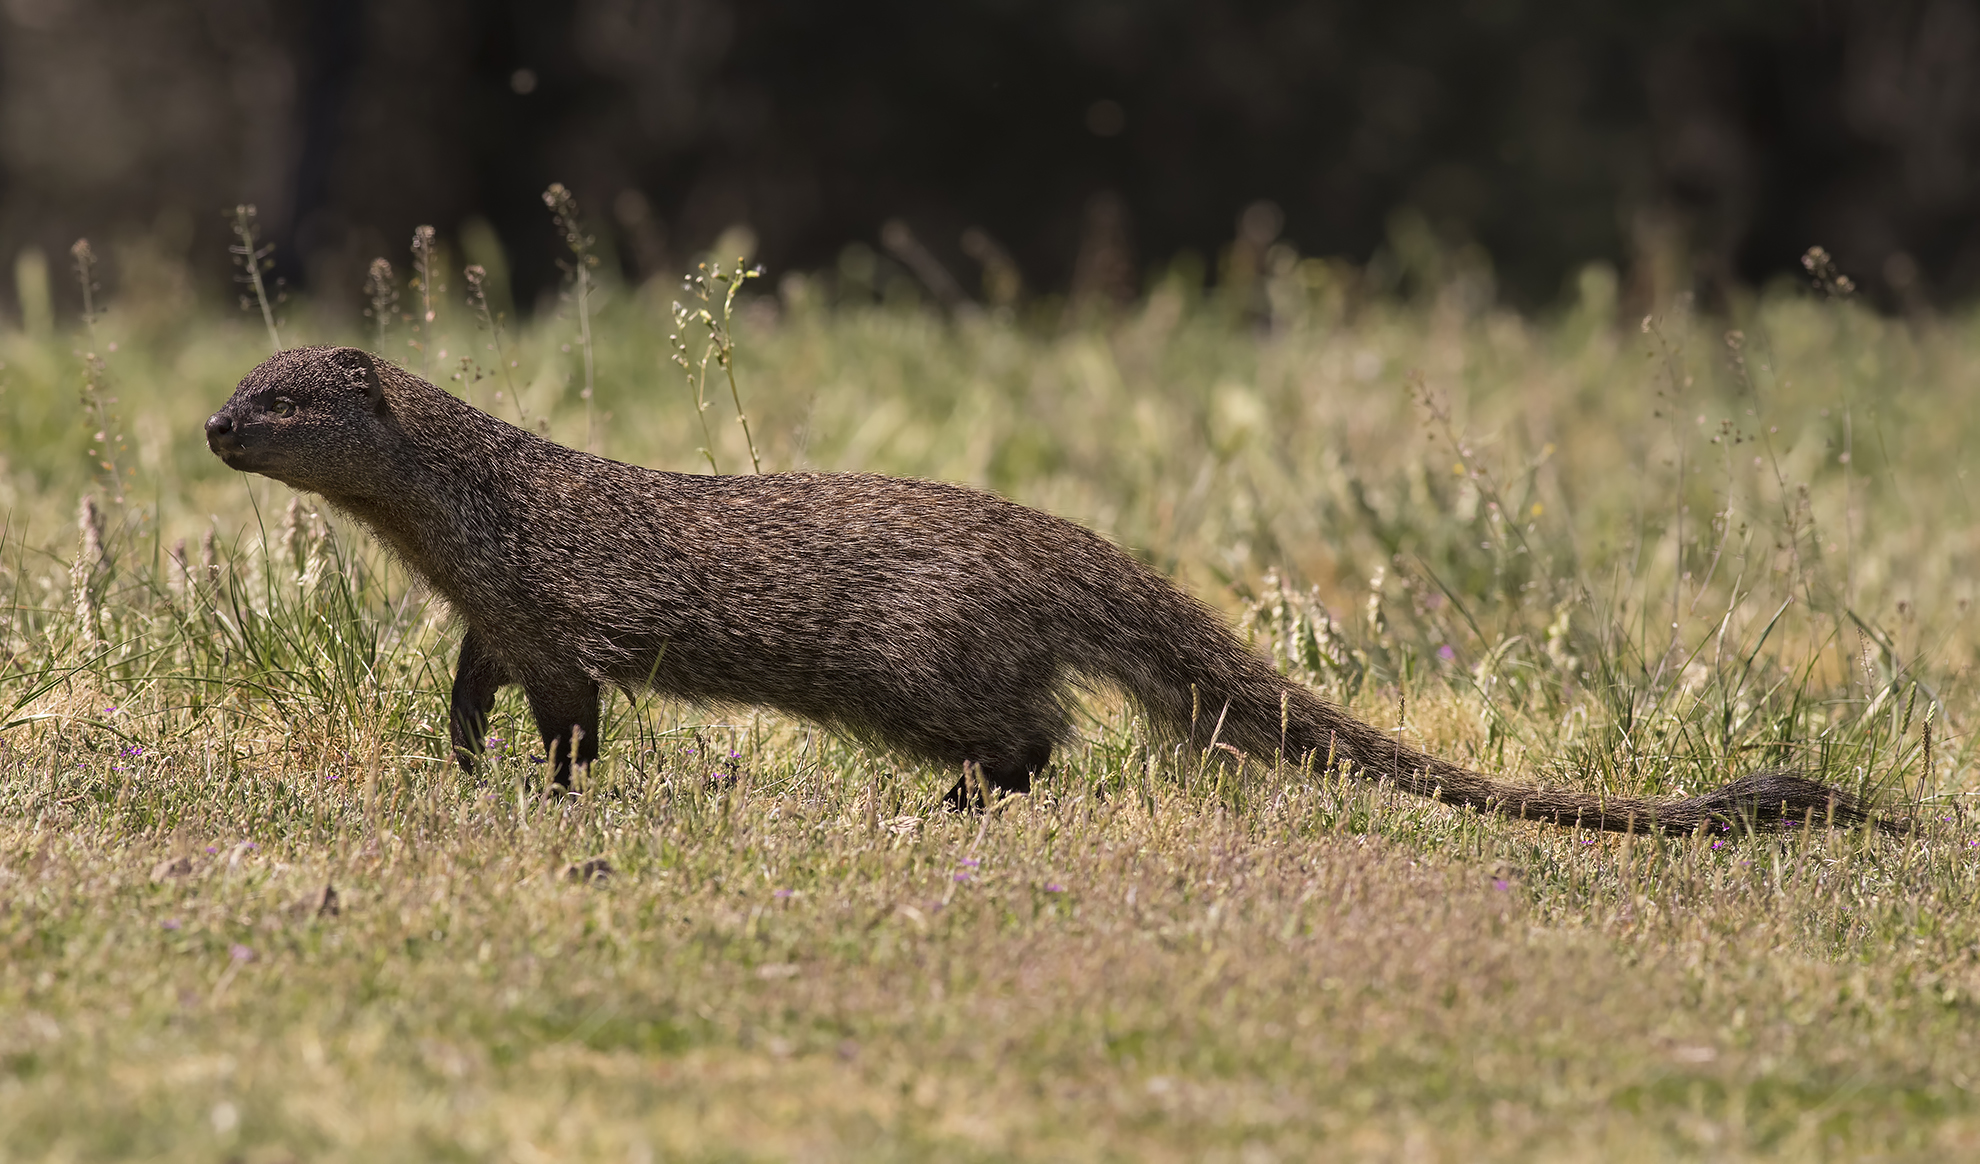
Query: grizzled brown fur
[[206, 347, 1895, 834]]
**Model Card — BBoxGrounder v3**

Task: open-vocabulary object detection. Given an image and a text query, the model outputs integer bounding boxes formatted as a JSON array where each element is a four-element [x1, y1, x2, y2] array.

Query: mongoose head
[[206, 346, 400, 499]]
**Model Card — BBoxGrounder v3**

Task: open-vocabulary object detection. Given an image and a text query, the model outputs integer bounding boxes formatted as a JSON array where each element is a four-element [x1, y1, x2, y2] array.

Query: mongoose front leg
[[449, 628, 514, 774], [524, 673, 601, 791]]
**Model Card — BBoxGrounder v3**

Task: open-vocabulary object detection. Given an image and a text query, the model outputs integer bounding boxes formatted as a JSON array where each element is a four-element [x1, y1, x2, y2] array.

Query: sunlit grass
[[2, 259, 1977, 1159]]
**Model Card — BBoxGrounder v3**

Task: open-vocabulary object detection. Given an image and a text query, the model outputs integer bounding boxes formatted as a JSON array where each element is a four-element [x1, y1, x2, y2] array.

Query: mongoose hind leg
[[449, 628, 514, 774], [941, 740, 1052, 811], [522, 672, 601, 791]]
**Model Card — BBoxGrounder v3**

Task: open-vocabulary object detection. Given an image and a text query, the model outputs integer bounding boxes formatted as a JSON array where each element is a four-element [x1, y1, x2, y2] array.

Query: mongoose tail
[[1105, 597, 1898, 835]]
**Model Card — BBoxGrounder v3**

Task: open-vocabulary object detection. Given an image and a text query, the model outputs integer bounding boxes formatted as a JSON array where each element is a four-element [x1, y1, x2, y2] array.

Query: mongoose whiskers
[[205, 346, 1895, 833]]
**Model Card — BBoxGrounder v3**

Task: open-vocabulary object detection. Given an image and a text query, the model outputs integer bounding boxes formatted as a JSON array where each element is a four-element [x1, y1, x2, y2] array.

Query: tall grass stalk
[[363, 257, 397, 356], [68, 238, 128, 505], [227, 204, 282, 353], [465, 262, 524, 425], [672, 259, 765, 473], [409, 225, 442, 380], [543, 183, 599, 451]]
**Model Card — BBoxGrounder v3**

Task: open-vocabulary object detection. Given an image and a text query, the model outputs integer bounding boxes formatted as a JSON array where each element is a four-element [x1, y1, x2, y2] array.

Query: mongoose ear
[[328, 347, 388, 415]]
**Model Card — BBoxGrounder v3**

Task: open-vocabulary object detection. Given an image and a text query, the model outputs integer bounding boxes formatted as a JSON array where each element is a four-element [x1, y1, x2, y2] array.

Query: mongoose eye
[[270, 397, 296, 418]]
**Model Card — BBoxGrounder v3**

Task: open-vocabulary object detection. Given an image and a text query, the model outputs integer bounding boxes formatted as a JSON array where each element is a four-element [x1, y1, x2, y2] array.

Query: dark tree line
[[2, 0, 1976, 316]]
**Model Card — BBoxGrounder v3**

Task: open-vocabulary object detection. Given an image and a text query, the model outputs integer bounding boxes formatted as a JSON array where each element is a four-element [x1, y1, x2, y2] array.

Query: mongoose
[[205, 346, 1890, 834]]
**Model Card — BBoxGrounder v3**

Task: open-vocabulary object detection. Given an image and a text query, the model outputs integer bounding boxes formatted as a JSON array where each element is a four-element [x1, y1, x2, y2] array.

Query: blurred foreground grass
[[2, 264, 1979, 1160]]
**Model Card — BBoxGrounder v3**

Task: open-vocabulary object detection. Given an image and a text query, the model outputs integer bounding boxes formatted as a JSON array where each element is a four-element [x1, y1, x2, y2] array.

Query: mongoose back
[[205, 346, 1891, 833]]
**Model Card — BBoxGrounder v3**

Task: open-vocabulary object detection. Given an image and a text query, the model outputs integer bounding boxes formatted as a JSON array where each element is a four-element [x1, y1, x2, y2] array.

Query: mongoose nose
[[205, 412, 237, 449]]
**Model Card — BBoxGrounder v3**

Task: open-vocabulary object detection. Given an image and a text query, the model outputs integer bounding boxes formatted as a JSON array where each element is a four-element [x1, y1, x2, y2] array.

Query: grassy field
[[2, 239, 1978, 1160]]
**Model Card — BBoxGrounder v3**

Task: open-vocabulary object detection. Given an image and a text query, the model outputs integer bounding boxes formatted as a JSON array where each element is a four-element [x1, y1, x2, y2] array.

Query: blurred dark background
[[3, 0, 1977, 318]]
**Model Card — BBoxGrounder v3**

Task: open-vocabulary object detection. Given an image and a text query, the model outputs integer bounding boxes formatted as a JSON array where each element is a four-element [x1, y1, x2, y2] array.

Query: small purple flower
[[1711, 839, 1724, 850], [1492, 879, 1509, 892], [773, 888, 793, 899], [959, 858, 980, 868], [230, 944, 254, 962], [727, 749, 741, 760], [205, 846, 216, 854], [325, 772, 340, 781], [103, 706, 116, 715], [954, 873, 971, 883], [1044, 883, 1065, 893], [241, 842, 256, 851], [162, 918, 180, 931], [1437, 644, 1456, 662]]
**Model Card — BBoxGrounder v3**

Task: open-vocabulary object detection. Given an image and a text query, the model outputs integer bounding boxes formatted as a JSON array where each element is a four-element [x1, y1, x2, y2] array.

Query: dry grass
[[2, 257, 1978, 1159], [3, 751, 1977, 1161]]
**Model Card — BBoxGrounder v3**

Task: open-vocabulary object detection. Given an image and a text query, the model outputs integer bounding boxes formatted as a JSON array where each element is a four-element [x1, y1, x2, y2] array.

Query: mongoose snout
[[204, 411, 235, 444], [204, 345, 1899, 834]]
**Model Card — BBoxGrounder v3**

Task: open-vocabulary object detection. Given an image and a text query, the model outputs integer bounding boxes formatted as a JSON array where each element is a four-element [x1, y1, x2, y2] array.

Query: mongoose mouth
[[207, 443, 274, 474]]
